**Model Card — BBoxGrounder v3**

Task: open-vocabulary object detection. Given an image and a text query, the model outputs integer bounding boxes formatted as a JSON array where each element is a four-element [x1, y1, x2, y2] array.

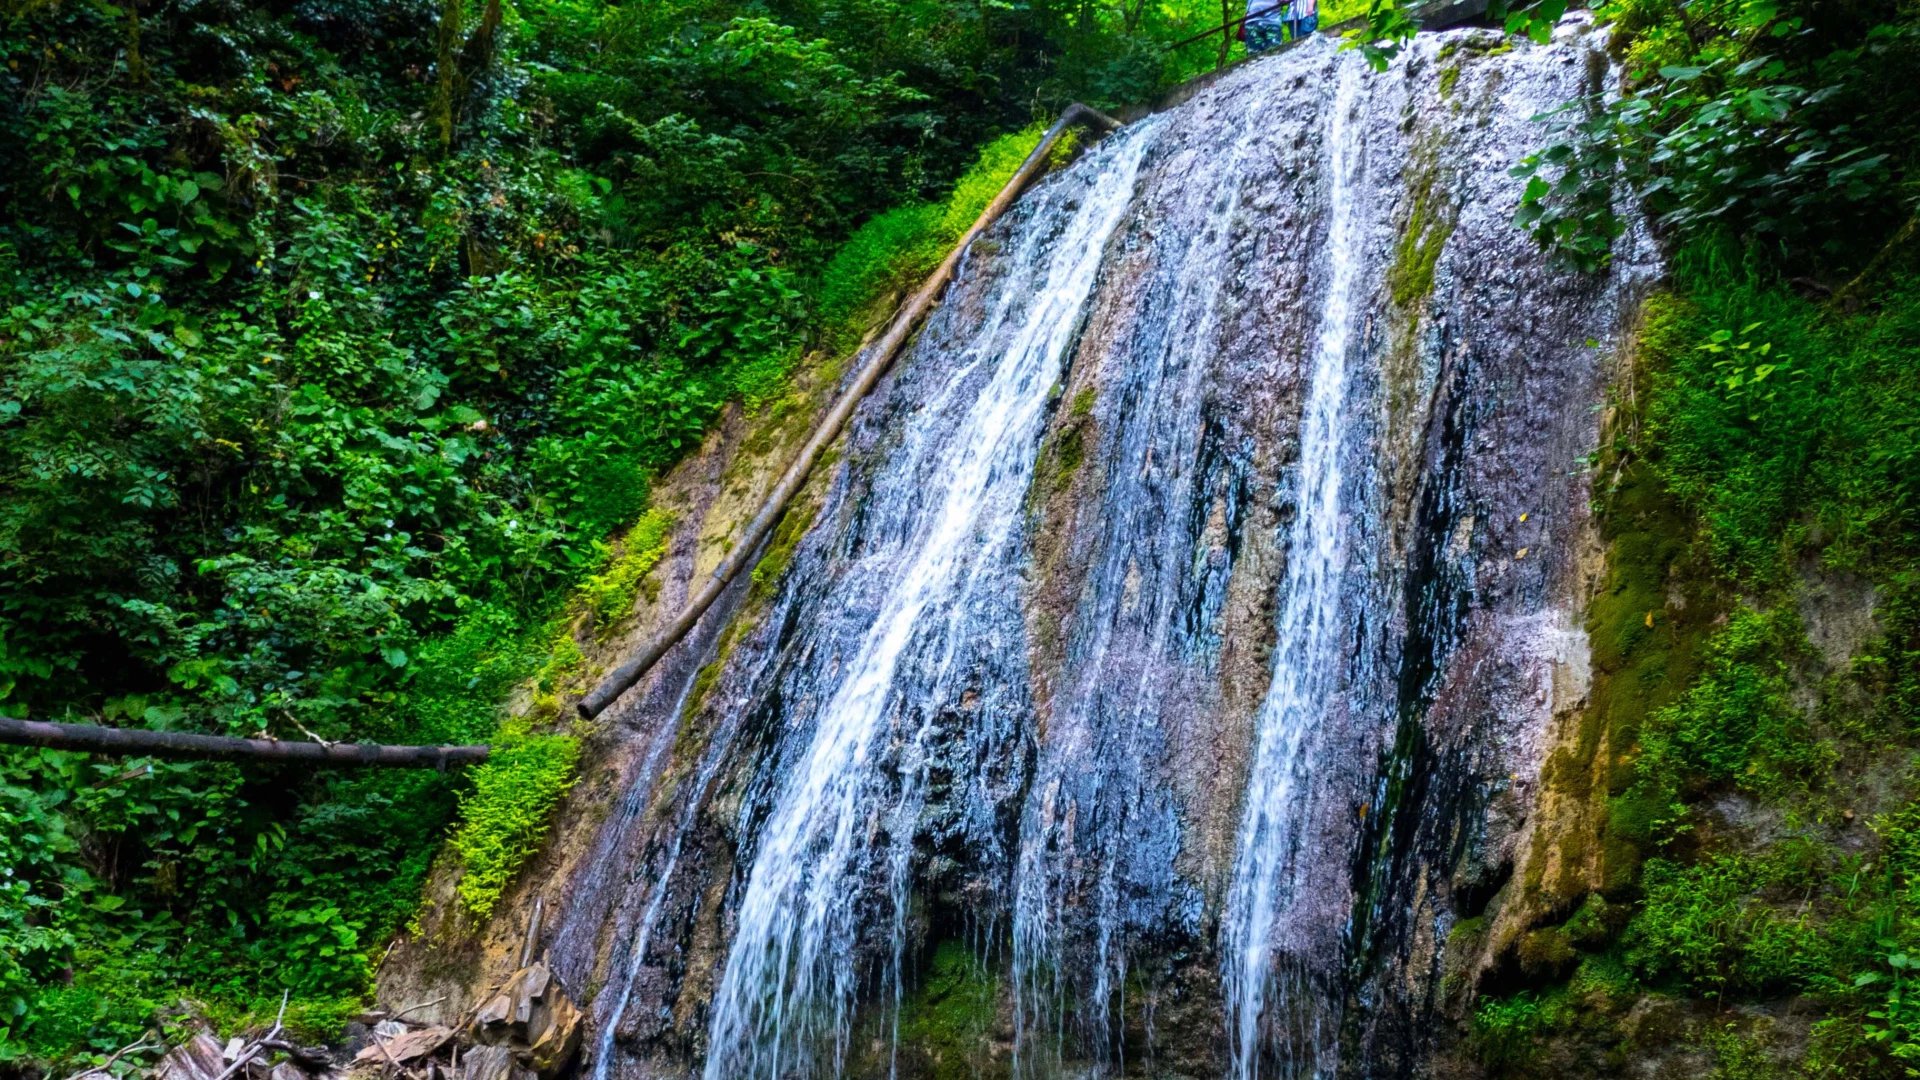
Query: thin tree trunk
[[1834, 209, 1919, 308], [430, 0, 465, 151], [1219, 0, 1234, 69], [125, 0, 145, 84]]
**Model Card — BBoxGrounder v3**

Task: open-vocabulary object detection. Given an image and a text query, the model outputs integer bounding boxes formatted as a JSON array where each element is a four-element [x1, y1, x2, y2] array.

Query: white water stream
[[700, 123, 1160, 1080], [1222, 58, 1367, 1080], [558, 28, 1658, 1080]]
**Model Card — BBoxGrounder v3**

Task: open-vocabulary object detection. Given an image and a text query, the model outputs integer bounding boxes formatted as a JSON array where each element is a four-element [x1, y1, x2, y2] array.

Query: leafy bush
[[1634, 607, 1830, 804], [581, 509, 677, 634], [1471, 991, 1571, 1070], [1511, 0, 1917, 270], [1642, 269, 1920, 586], [1626, 852, 1830, 996]]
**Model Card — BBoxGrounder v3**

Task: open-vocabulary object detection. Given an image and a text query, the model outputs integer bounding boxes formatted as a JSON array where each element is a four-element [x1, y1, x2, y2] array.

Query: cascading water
[[535, 23, 1657, 1080], [1221, 60, 1366, 1080], [699, 122, 1161, 1080]]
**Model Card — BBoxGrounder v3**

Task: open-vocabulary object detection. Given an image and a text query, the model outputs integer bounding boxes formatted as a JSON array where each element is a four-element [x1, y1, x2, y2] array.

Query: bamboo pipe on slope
[[578, 103, 1124, 720]]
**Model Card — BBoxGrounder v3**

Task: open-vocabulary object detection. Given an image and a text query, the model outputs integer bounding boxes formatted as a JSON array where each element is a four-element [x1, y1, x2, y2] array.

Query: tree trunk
[[430, 0, 465, 151], [125, 0, 146, 84], [1220, 0, 1234, 69]]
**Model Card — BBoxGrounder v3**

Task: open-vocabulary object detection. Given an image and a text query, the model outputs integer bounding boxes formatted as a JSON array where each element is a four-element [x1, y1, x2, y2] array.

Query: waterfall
[[699, 121, 1160, 1080], [1220, 58, 1367, 1080], [552, 25, 1658, 1080]]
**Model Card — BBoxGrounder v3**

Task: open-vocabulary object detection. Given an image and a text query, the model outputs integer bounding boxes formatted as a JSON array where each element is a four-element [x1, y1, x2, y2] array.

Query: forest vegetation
[[0, 0, 1244, 1062], [3, 0, 1920, 1075]]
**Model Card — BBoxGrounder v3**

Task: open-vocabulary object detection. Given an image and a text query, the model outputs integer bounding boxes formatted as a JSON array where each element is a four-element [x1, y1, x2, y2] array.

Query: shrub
[[449, 733, 583, 921]]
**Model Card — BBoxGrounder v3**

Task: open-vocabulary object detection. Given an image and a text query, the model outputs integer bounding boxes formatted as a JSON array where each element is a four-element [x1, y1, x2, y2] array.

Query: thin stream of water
[[1222, 58, 1366, 1080]]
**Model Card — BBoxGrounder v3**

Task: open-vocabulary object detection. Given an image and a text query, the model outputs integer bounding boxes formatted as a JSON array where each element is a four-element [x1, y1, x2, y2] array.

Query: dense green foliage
[[1473, 255, 1920, 1074], [448, 730, 578, 920], [1513, 0, 1920, 272], [0, 0, 1239, 1066], [1471, 0, 1920, 1063]]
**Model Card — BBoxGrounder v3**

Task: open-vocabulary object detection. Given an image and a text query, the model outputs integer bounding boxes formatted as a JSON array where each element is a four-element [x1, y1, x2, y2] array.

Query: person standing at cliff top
[[1243, 0, 1290, 52], [1243, 0, 1317, 53], [1286, 0, 1318, 39]]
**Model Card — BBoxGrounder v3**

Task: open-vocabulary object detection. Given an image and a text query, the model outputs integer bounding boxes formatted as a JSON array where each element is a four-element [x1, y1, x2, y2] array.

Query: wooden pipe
[[0, 716, 489, 769], [577, 103, 1123, 721]]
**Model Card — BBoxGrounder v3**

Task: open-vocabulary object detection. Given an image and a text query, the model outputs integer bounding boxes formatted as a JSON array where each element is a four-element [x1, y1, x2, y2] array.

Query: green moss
[[1645, 262, 1920, 586], [1069, 385, 1097, 418], [897, 941, 1002, 1080], [1519, 926, 1580, 978], [449, 732, 582, 920], [1701, 1019, 1788, 1080], [750, 481, 828, 602], [1583, 446, 1716, 883], [582, 508, 677, 636], [1039, 385, 1101, 497], [1387, 161, 1457, 308], [681, 618, 745, 725], [1561, 893, 1616, 947], [1438, 63, 1462, 98]]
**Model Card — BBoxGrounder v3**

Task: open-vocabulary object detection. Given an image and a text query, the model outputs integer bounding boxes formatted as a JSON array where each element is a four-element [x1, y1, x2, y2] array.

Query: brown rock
[[156, 1034, 229, 1080], [523, 988, 581, 1078], [458, 1045, 533, 1080], [471, 963, 582, 1080]]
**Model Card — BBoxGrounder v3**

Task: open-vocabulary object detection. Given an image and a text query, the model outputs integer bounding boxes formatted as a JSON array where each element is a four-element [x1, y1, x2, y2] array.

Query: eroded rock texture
[[384, 21, 1659, 1080]]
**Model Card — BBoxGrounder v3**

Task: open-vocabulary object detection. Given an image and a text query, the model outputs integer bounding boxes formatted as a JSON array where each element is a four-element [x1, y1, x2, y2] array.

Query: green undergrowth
[[581, 509, 678, 637], [448, 729, 581, 921], [813, 124, 1079, 353], [1474, 247, 1920, 1076], [1473, 989, 1576, 1070]]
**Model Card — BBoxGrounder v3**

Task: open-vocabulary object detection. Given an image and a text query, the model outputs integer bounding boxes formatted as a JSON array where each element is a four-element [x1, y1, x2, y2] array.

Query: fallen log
[[0, 717, 489, 769]]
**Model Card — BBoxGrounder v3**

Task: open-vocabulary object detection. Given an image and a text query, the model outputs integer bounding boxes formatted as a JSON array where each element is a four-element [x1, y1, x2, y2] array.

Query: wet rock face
[[534, 21, 1657, 1080]]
